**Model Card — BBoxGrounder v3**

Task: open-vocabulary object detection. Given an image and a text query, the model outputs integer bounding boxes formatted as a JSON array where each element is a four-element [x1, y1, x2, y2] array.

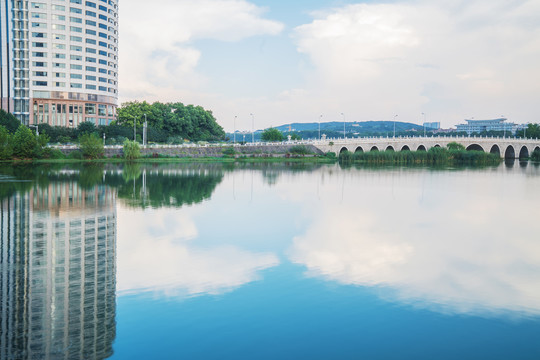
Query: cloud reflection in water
[[288, 167, 540, 317], [117, 207, 279, 297]]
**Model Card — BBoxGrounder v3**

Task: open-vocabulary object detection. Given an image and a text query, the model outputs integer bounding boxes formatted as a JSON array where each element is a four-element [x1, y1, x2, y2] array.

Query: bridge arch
[[339, 147, 349, 155], [519, 146, 529, 159], [355, 146, 364, 153], [386, 146, 395, 152], [417, 145, 427, 152], [434, 144, 441, 148], [466, 144, 485, 152], [370, 146, 379, 152], [490, 145, 501, 157], [401, 145, 410, 151], [504, 145, 515, 159]]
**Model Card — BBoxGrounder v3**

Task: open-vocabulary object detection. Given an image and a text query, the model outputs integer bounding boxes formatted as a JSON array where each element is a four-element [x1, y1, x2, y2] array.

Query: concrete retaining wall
[[56, 144, 324, 158]]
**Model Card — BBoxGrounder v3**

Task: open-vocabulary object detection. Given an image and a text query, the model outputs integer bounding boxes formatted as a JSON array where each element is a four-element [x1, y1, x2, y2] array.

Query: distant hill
[[273, 121, 423, 133], [226, 121, 426, 142]]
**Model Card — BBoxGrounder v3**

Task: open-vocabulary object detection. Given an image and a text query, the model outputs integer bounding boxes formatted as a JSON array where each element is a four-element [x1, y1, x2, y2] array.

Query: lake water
[[1, 161, 540, 359]]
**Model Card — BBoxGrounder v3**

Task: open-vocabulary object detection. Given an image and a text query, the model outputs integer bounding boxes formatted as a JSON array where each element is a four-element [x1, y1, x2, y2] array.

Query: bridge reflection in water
[[0, 181, 116, 360]]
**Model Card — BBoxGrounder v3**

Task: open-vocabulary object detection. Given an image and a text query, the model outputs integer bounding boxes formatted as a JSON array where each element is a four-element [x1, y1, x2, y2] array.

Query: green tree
[[525, 123, 540, 139], [116, 100, 152, 129], [447, 142, 465, 151], [261, 128, 284, 142], [0, 109, 21, 133], [123, 139, 141, 160], [12, 125, 38, 158], [116, 101, 225, 142], [0, 125, 13, 160], [79, 133, 104, 159], [289, 133, 301, 140], [531, 148, 540, 162], [77, 121, 98, 136]]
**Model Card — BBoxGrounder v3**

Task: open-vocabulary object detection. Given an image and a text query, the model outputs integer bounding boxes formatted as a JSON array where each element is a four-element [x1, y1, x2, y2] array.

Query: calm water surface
[[1, 162, 540, 359]]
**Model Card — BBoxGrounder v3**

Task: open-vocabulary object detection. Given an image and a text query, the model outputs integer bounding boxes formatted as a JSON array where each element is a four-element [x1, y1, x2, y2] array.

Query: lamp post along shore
[[133, 116, 136, 142], [319, 114, 322, 140], [250, 113, 254, 143], [422, 112, 426, 137], [234, 115, 237, 144], [341, 112, 345, 139], [143, 113, 147, 147], [393, 114, 398, 138], [29, 124, 39, 136]]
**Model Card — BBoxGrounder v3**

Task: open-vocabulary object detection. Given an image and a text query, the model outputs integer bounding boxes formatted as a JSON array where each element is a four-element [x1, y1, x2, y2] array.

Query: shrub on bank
[[47, 149, 66, 159], [531, 148, 540, 162], [325, 152, 337, 159], [222, 147, 237, 157], [13, 125, 39, 159], [68, 150, 84, 160], [0, 125, 13, 160], [79, 133, 104, 159], [123, 140, 141, 160], [289, 145, 312, 156]]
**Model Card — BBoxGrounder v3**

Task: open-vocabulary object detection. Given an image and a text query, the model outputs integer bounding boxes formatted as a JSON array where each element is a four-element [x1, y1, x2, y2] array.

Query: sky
[[119, 0, 540, 131]]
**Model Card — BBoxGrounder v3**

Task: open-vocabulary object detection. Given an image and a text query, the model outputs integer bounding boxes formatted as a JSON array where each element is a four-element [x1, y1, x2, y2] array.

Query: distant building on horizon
[[424, 122, 440, 130], [1, 0, 119, 127], [456, 118, 522, 135]]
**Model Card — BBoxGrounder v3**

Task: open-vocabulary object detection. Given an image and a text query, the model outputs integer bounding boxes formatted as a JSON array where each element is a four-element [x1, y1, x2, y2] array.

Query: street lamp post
[[233, 115, 237, 144], [143, 113, 148, 146], [319, 114, 322, 140], [250, 113, 254, 143], [132, 116, 136, 142], [341, 112, 345, 139], [422, 112, 426, 137], [29, 124, 39, 136], [393, 114, 398, 138]]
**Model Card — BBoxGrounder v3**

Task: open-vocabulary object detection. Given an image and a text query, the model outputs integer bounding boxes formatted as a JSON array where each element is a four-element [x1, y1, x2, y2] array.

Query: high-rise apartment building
[[1, 0, 119, 127]]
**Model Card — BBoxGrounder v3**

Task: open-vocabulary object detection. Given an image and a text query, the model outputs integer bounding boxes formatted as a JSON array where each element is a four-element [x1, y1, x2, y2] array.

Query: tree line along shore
[[1, 102, 540, 164]]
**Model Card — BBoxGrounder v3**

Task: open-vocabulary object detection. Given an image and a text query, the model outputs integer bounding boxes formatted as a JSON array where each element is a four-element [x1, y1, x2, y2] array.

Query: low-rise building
[[456, 118, 522, 135]]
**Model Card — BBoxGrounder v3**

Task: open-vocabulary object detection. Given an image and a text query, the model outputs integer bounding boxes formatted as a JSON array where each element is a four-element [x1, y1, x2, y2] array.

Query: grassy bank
[[339, 147, 501, 166]]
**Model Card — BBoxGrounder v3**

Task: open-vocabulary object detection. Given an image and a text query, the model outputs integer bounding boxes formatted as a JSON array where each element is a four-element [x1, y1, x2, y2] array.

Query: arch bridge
[[312, 136, 540, 159]]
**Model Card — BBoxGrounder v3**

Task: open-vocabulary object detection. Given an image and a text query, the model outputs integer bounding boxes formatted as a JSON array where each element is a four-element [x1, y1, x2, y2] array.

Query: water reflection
[[2, 161, 540, 360], [0, 178, 116, 360], [114, 163, 225, 209], [288, 163, 540, 317], [114, 164, 280, 296]]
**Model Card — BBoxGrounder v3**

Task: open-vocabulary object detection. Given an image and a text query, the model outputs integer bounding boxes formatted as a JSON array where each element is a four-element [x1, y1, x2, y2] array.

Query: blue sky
[[120, 0, 540, 131]]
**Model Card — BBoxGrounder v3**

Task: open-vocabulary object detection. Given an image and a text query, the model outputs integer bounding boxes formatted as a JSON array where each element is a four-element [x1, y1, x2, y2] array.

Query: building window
[[85, 104, 96, 114]]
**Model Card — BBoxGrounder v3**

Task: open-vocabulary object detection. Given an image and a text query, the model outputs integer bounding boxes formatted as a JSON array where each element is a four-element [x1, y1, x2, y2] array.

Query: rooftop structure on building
[[456, 118, 523, 135], [1, 0, 119, 127]]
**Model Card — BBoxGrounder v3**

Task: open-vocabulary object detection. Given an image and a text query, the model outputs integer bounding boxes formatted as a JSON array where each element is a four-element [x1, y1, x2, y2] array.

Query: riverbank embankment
[[56, 144, 325, 158]]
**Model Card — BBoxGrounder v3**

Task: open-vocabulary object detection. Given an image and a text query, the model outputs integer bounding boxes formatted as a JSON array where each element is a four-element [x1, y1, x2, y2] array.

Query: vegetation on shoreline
[[116, 101, 225, 143], [339, 143, 501, 166], [531, 148, 540, 162]]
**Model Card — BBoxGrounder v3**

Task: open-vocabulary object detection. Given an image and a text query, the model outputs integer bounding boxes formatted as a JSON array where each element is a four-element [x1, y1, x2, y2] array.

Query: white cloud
[[119, 0, 284, 100], [287, 0, 540, 126], [119, 1, 540, 131], [117, 207, 279, 297]]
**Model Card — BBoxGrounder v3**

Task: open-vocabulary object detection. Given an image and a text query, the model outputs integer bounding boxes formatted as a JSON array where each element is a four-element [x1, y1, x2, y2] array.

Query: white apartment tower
[[0, 0, 119, 127]]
